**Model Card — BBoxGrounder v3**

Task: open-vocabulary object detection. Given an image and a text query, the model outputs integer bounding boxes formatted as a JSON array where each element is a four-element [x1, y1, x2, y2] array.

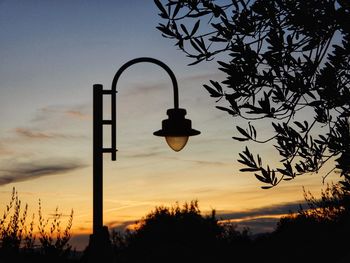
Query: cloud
[[121, 71, 225, 97], [184, 159, 231, 166], [107, 219, 137, 231], [14, 127, 87, 140], [215, 201, 307, 233], [31, 106, 59, 123], [231, 217, 281, 234], [0, 159, 87, 186], [14, 127, 68, 139], [217, 201, 304, 221], [31, 105, 90, 123], [64, 110, 91, 120], [0, 142, 12, 156], [124, 151, 162, 158], [182, 72, 226, 83]]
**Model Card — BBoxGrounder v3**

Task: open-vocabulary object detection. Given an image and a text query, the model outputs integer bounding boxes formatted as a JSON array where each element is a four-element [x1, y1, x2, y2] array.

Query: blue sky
[[0, 0, 338, 249]]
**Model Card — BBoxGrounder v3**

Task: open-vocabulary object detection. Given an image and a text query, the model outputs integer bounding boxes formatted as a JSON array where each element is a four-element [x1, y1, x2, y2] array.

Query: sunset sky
[[0, 0, 339, 249]]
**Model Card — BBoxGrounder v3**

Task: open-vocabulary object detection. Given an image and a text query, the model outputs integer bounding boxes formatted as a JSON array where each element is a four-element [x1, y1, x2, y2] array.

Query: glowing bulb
[[165, 136, 189, 152]]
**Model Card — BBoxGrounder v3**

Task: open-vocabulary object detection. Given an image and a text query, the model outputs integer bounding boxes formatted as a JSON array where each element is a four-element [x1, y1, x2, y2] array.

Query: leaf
[[232, 136, 250, 141], [188, 10, 211, 17], [172, 1, 181, 18], [225, 94, 240, 112], [191, 20, 200, 36], [209, 36, 228, 42], [277, 168, 289, 176], [238, 153, 251, 166], [156, 24, 175, 37], [187, 57, 205, 66], [193, 37, 206, 51], [294, 121, 307, 133], [216, 106, 237, 116], [154, 0, 168, 18], [309, 100, 323, 107], [236, 126, 251, 139], [209, 80, 223, 93], [203, 84, 222, 97], [248, 123, 257, 139], [180, 24, 189, 36], [283, 178, 293, 181], [302, 40, 318, 51], [241, 167, 261, 172], [257, 154, 262, 167], [190, 39, 203, 53], [255, 174, 268, 182]]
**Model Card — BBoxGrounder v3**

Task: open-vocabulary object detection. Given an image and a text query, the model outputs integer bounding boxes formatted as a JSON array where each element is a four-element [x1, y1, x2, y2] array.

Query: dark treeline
[[1, 184, 349, 263], [110, 184, 350, 263]]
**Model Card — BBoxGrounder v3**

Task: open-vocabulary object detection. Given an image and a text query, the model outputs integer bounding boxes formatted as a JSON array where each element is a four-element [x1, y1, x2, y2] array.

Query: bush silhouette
[[0, 188, 74, 263], [112, 201, 223, 262], [268, 183, 350, 263], [111, 186, 350, 263]]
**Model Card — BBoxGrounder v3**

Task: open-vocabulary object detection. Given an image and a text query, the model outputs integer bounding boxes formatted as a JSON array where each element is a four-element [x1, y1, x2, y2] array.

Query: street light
[[154, 108, 200, 151], [87, 57, 200, 262]]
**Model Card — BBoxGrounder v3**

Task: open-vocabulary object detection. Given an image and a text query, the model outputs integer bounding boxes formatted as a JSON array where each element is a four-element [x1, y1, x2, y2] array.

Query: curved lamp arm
[[111, 57, 179, 108], [95, 57, 198, 160], [110, 57, 180, 160]]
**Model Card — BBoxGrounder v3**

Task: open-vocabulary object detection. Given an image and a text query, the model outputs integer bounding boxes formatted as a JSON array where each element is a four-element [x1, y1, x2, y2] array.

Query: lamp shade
[[153, 108, 200, 151], [165, 136, 189, 152]]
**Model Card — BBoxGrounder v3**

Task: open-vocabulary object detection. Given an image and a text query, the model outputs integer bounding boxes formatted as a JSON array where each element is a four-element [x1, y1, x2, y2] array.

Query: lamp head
[[153, 108, 200, 151]]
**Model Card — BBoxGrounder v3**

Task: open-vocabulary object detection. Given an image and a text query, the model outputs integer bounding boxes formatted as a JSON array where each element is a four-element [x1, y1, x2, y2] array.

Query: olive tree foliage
[[155, 0, 350, 189]]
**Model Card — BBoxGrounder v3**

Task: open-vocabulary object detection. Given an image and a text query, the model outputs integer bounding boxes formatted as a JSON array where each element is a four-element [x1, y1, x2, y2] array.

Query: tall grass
[[0, 188, 74, 261]]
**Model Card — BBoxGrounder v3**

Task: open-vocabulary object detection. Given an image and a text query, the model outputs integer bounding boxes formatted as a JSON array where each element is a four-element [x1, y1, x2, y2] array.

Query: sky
[[0, 0, 339, 250]]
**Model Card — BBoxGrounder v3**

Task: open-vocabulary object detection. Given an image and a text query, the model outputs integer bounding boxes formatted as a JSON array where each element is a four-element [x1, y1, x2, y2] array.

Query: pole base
[[83, 226, 115, 263]]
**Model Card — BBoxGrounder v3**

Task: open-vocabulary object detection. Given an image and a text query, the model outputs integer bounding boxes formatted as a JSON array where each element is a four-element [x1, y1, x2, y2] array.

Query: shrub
[[0, 188, 74, 262]]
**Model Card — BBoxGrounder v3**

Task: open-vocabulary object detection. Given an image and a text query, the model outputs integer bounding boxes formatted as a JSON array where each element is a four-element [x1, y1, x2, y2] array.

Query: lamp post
[[87, 57, 200, 262]]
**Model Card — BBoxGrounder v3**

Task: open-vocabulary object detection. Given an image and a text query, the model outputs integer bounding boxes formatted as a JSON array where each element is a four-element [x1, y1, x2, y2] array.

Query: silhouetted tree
[[110, 192, 350, 262], [111, 201, 260, 262], [155, 0, 350, 189], [269, 183, 350, 262], [112, 201, 223, 262]]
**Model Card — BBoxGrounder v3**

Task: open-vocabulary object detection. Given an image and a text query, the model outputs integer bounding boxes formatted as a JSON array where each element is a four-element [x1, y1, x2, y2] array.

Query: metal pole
[[93, 84, 103, 234]]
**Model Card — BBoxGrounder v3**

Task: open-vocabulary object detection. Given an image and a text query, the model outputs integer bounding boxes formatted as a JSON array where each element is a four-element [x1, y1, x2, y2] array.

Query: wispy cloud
[[64, 110, 91, 120], [121, 71, 225, 97], [0, 142, 12, 156], [124, 148, 231, 166], [182, 72, 226, 83], [215, 201, 305, 233], [107, 219, 137, 230], [14, 127, 68, 139], [31, 106, 59, 123], [32, 104, 90, 123], [0, 159, 87, 186], [228, 217, 281, 233], [124, 151, 162, 159], [184, 159, 231, 166], [217, 201, 304, 221]]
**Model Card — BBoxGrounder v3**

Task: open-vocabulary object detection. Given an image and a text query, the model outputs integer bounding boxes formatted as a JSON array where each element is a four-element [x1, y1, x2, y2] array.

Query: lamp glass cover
[[165, 136, 189, 152]]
